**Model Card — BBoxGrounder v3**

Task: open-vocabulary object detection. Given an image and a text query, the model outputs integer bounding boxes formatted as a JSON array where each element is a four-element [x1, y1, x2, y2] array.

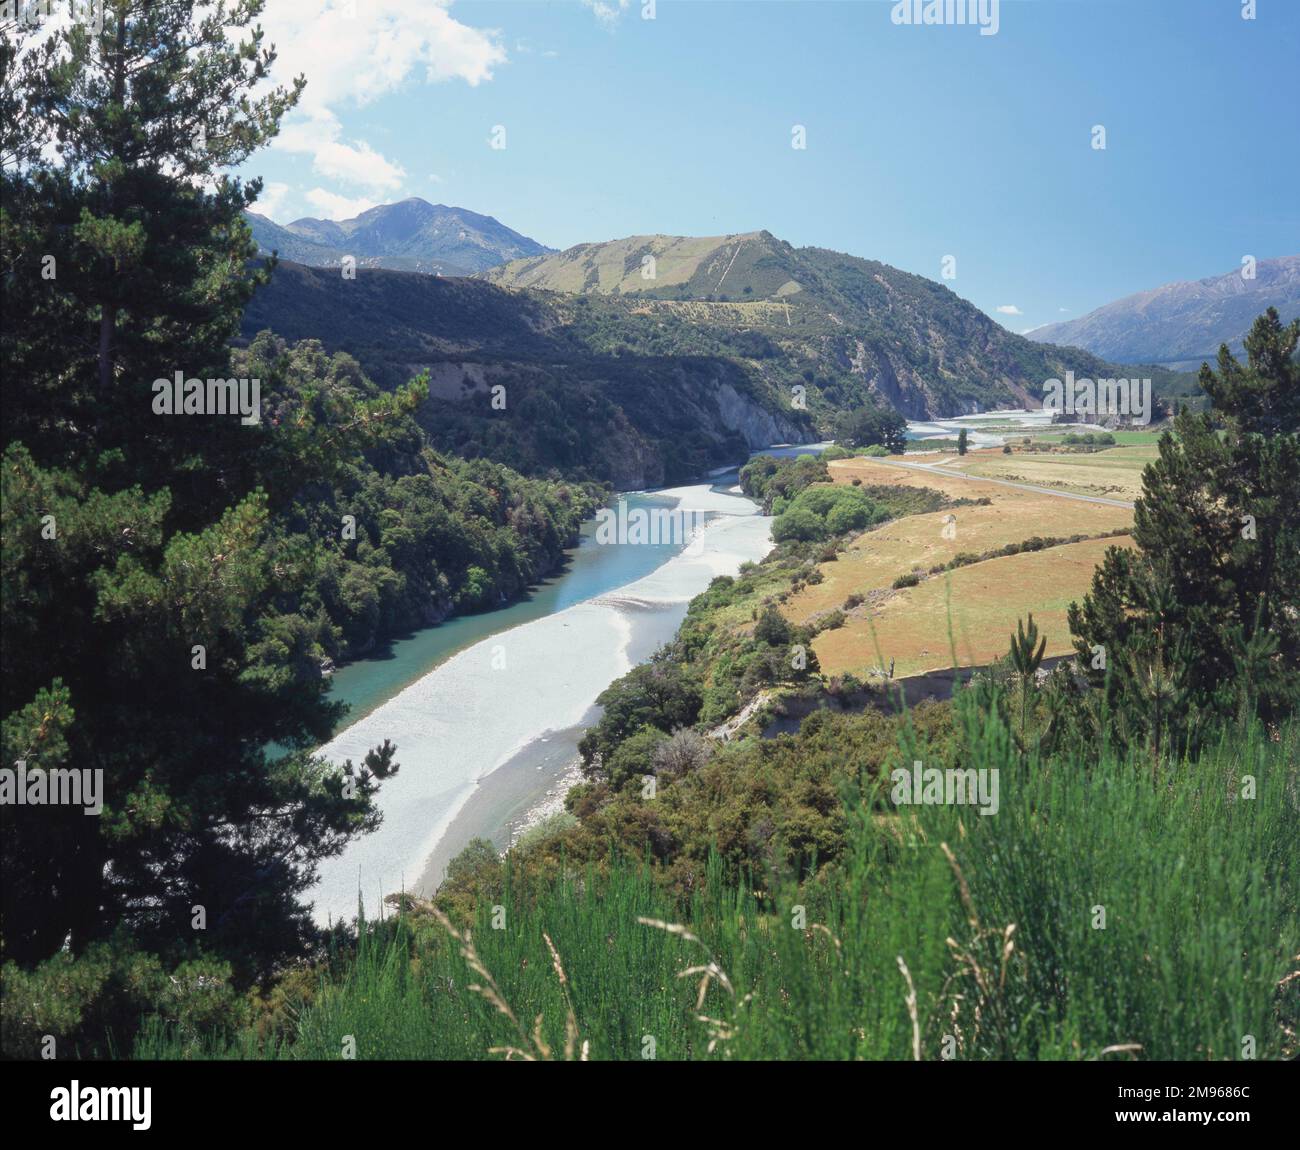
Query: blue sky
[[243, 0, 1300, 332]]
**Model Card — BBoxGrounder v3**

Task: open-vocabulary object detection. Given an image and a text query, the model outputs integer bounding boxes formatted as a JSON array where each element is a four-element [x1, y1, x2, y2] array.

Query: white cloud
[[1058, 307, 1070, 313], [995, 305, 1024, 316], [258, 2, 506, 203], [582, 0, 631, 28], [254, 181, 292, 219], [275, 114, 406, 193], [260, 1, 507, 115], [304, 187, 380, 220]]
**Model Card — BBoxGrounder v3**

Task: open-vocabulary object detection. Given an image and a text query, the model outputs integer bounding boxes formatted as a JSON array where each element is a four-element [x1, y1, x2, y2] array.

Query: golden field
[[783, 453, 1140, 677]]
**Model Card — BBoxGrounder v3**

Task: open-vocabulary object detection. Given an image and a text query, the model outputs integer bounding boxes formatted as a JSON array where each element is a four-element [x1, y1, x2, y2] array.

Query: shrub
[[754, 605, 793, 647], [772, 507, 825, 543]]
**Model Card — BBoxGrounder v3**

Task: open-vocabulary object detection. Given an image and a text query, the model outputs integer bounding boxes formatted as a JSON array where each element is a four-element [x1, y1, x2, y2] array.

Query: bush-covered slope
[[484, 230, 1201, 419], [244, 248, 1197, 488]]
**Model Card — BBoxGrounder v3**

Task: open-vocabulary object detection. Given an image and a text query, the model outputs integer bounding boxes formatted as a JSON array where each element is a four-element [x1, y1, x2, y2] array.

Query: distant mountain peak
[[245, 198, 553, 277], [1026, 256, 1300, 368]]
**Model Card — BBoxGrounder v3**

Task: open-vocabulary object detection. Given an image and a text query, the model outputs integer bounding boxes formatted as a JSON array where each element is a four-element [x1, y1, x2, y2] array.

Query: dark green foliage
[[771, 482, 885, 543], [578, 664, 703, 784], [243, 262, 815, 487], [738, 453, 828, 512], [0, 1, 596, 992], [753, 605, 793, 647], [1069, 309, 1300, 755], [834, 404, 908, 453], [1008, 613, 1047, 738], [771, 506, 825, 543], [1, 932, 247, 1061], [1060, 431, 1117, 446]]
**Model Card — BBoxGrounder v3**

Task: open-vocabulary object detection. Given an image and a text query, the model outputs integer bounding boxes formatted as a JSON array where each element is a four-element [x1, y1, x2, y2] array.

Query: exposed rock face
[[713, 382, 808, 449]]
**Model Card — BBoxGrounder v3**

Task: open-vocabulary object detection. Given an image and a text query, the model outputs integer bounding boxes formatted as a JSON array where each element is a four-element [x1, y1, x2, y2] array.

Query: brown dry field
[[783, 456, 1133, 628], [810, 535, 1135, 677], [779, 455, 1138, 678]]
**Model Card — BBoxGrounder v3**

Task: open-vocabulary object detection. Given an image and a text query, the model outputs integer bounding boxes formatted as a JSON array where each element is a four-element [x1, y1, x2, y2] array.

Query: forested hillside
[[241, 259, 815, 487], [243, 245, 1199, 489], [483, 229, 1203, 419], [1, 0, 594, 998]]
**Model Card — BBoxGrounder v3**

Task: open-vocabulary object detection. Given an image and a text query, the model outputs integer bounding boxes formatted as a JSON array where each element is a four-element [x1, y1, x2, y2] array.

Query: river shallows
[[311, 481, 774, 924]]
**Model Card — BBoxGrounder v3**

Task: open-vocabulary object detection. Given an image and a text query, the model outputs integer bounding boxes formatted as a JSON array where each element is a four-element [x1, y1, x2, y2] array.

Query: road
[[848, 455, 1136, 509]]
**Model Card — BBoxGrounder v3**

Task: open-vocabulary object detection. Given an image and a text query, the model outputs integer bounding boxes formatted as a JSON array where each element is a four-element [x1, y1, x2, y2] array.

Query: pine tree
[[1068, 309, 1299, 752], [3, 0, 303, 490], [0, 2, 407, 978], [1007, 612, 1046, 738]]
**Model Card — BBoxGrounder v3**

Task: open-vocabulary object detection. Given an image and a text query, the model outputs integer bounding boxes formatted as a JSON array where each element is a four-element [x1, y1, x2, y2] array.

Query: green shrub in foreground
[[133, 707, 1298, 1061]]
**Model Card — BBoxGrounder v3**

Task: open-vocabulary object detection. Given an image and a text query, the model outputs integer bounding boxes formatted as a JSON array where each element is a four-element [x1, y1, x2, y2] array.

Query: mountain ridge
[[1026, 256, 1300, 368], [245, 197, 553, 277], [479, 230, 1199, 419], [242, 230, 1201, 489]]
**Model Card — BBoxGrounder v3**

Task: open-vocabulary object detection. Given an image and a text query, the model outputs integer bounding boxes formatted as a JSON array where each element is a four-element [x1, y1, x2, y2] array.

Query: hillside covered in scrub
[[483, 229, 1203, 417], [242, 234, 1201, 489]]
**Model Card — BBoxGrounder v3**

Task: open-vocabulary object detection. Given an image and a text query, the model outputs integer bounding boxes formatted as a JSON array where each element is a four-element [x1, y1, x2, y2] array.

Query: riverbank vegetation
[[1, 1, 1294, 1065], [42, 706, 1297, 1061], [1, 0, 596, 1018]]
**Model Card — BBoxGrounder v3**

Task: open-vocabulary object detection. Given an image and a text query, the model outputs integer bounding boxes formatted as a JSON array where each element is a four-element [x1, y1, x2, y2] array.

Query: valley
[[4, 0, 1296, 1083]]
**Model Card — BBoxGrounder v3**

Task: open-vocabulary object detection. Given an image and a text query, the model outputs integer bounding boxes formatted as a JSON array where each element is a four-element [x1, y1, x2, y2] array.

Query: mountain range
[[242, 227, 1200, 488], [244, 198, 551, 276], [1026, 256, 1300, 369]]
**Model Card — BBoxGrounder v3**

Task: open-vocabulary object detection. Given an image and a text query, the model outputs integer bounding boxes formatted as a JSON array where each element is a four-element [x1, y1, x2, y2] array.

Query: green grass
[[1030, 429, 1164, 446], [134, 701, 1298, 1061]]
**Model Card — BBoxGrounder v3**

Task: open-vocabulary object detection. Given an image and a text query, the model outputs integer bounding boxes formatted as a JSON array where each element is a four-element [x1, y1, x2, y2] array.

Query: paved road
[[849, 455, 1136, 509]]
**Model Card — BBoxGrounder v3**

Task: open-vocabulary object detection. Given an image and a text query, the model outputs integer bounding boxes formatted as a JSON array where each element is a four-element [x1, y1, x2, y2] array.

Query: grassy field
[[786, 470, 1131, 628], [132, 714, 1300, 1061], [780, 454, 1138, 676], [950, 444, 1158, 501], [1026, 428, 1165, 446], [812, 536, 1133, 677]]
